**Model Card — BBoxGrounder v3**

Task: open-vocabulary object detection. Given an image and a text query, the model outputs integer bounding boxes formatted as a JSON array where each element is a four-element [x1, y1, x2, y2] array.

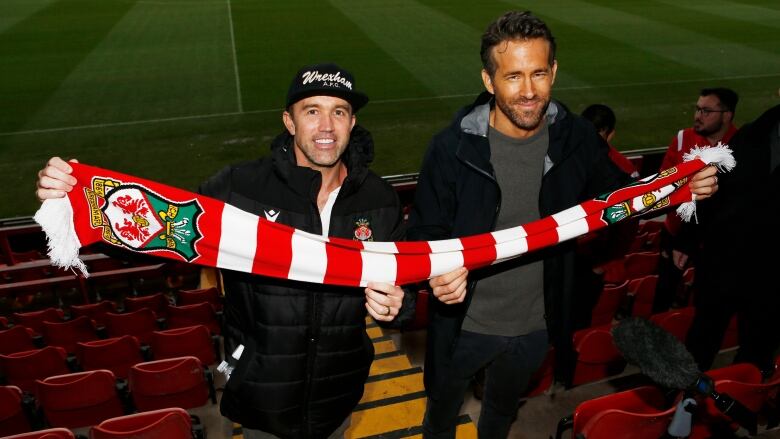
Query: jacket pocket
[[224, 337, 256, 394]]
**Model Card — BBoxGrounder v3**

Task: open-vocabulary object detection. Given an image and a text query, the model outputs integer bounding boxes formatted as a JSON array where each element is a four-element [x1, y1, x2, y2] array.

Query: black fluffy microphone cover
[[612, 317, 700, 389]]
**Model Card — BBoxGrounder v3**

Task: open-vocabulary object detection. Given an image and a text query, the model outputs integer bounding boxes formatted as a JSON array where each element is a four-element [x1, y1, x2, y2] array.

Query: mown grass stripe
[[654, 0, 780, 30], [0, 0, 137, 133], [23, 0, 237, 131], [518, 0, 780, 76], [328, 0, 481, 97]]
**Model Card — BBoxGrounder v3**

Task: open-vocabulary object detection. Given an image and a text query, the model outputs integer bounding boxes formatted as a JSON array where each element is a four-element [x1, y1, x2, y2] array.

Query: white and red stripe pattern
[[34, 145, 734, 287]]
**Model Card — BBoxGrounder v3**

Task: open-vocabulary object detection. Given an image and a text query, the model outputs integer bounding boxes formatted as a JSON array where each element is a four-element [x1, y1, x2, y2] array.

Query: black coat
[[678, 104, 780, 304], [200, 126, 407, 438], [407, 93, 629, 388]]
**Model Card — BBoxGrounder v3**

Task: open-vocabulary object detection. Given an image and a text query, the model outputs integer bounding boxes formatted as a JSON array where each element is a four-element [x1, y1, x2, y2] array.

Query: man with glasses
[[653, 88, 738, 313]]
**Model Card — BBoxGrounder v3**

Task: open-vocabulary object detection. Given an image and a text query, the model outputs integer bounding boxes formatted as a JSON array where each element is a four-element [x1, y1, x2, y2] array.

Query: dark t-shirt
[[462, 124, 548, 337]]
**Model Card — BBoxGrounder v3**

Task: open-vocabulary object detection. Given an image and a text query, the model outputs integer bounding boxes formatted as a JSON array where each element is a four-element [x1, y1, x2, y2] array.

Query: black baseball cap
[[286, 63, 369, 112]]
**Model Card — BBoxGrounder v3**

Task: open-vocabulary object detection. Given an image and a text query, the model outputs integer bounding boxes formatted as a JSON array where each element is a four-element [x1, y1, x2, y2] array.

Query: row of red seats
[[556, 358, 780, 438], [590, 267, 696, 327], [1, 305, 220, 354], [4, 407, 200, 439], [571, 307, 739, 389], [4, 287, 222, 328], [1, 325, 219, 393], [1, 356, 215, 436]]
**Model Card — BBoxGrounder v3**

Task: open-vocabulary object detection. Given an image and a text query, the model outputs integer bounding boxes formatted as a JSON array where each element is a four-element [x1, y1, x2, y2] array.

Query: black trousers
[[686, 296, 780, 374], [422, 329, 548, 439]]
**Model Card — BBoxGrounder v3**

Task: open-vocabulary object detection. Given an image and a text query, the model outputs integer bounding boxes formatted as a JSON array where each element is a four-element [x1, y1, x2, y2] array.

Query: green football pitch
[[1, 0, 778, 218]]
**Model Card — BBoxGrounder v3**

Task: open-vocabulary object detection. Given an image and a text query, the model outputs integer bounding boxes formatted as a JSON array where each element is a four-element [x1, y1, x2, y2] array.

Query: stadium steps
[[232, 319, 477, 438]]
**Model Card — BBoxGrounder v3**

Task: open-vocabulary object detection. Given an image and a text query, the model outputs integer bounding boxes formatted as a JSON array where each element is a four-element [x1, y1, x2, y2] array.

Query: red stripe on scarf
[[195, 198, 224, 267], [254, 220, 294, 279], [324, 242, 363, 286], [395, 241, 432, 285], [460, 233, 497, 270]]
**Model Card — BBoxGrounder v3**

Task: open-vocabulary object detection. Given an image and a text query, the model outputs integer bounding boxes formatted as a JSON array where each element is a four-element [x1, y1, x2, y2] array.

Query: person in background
[[681, 104, 779, 374], [581, 103, 639, 178], [654, 88, 738, 313]]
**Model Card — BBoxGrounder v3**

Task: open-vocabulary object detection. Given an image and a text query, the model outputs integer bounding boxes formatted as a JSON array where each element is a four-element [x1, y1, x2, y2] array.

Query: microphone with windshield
[[612, 317, 757, 435]]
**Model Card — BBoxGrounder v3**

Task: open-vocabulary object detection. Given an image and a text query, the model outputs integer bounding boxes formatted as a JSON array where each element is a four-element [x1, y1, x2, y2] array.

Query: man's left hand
[[689, 166, 719, 200], [365, 282, 404, 322]]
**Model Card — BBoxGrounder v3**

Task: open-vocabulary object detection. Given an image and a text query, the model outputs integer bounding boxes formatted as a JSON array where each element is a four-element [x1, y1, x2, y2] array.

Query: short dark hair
[[481, 11, 556, 77], [581, 104, 616, 135], [700, 87, 739, 113]]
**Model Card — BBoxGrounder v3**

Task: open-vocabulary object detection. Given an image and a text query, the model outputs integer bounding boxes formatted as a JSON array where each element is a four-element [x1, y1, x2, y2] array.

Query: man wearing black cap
[[35, 63, 411, 439]]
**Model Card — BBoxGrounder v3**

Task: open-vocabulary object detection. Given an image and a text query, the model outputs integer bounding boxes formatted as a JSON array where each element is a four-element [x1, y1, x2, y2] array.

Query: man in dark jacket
[[35, 63, 411, 439], [681, 104, 780, 374], [406, 11, 720, 438]]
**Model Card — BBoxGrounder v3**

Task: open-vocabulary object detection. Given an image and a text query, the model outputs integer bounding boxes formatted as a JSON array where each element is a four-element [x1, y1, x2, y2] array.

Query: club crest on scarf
[[84, 178, 203, 261], [353, 217, 373, 241], [596, 169, 686, 225]]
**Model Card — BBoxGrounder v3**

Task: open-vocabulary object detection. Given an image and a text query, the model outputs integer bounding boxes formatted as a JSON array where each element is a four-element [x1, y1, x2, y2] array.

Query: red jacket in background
[[660, 124, 738, 235]]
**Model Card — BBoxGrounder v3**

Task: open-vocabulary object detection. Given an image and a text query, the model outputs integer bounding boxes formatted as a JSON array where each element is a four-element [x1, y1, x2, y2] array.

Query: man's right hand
[[672, 249, 689, 270], [429, 267, 468, 305], [36, 157, 78, 201]]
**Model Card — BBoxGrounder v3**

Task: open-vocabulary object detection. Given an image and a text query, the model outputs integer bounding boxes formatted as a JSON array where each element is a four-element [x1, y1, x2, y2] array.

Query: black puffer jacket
[[407, 93, 629, 388], [199, 126, 406, 438]]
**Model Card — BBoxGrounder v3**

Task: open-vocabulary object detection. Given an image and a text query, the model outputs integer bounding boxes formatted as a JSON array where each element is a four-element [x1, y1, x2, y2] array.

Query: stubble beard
[[694, 120, 722, 138], [298, 139, 348, 169], [497, 96, 551, 132]]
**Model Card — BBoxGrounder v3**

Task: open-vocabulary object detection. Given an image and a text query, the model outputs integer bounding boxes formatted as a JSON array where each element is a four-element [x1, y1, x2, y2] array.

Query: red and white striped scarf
[[34, 146, 733, 287]]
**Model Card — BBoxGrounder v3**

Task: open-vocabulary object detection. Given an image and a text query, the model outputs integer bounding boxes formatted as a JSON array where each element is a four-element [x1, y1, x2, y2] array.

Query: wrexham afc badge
[[85, 179, 203, 261], [353, 217, 373, 241]]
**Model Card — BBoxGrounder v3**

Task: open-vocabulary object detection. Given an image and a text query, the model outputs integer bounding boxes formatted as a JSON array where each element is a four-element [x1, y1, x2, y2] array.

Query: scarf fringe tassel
[[676, 143, 735, 222], [33, 198, 89, 277]]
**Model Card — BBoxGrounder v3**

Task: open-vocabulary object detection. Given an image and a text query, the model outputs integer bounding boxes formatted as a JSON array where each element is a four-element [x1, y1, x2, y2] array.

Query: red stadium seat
[[123, 293, 168, 318], [627, 274, 658, 318], [689, 363, 775, 438], [90, 407, 193, 439], [36, 369, 124, 429], [590, 280, 629, 327], [4, 427, 75, 439], [104, 308, 157, 345], [177, 287, 222, 311], [42, 316, 98, 354], [623, 251, 660, 281], [70, 301, 117, 327], [0, 347, 69, 395], [11, 308, 64, 336], [150, 325, 217, 365], [129, 356, 213, 411], [571, 325, 626, 386], [0, 385, 31, 436], [0, 316, 8, 329], [165, 302, 220, 335], [649, 306, 695, 343], [579, 388, 676, 438], [556, 386, 671, 439], [0, 326, 37, 356], [76, 335, 143, 379]]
